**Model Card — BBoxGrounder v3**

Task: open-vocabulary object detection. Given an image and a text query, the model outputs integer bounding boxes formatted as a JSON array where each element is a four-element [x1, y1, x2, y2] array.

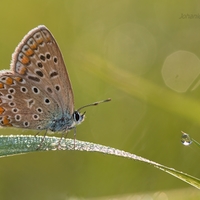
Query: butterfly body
[[48, 111, 83, 132]]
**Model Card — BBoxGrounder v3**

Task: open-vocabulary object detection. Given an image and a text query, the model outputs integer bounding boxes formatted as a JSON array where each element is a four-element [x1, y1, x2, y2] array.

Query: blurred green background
[[0, 0, 200, 199]]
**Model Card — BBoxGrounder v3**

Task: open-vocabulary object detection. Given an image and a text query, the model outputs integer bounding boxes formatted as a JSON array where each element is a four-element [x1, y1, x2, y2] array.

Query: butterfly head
[[72, 110, 85, 125]]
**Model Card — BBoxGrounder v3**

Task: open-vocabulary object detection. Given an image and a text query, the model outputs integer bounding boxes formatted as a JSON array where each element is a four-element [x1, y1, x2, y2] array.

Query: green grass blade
[[0, 135, 199, 189]]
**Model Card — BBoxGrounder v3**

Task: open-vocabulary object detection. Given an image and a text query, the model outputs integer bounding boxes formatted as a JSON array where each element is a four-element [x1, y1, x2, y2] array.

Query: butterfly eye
[[73, 111, 85, 124]]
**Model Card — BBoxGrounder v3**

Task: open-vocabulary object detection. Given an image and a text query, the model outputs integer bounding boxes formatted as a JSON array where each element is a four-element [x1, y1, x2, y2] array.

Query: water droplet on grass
[[181, 131, 192, 146]]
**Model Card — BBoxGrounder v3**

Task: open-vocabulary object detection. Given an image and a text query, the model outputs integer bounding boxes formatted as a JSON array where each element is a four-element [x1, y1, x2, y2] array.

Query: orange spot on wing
[[45, 35, 51, 42], [15, 77, 22, 82], [36, 37, 44, 44], [24, 48, 34, 56], [21, 55, 30, 65], [0, 107, 5, 114], [6, 77, 13, 85], [42, 31, 51, 42], [2, 116, 12, 126], [0, 83, 4, 89], [18, 66, 27, 75], [29, 42, 37, 50]]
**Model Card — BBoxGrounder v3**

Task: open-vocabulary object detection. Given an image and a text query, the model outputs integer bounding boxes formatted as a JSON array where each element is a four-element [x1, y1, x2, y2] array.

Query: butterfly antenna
[[77, 98, 111, 112]]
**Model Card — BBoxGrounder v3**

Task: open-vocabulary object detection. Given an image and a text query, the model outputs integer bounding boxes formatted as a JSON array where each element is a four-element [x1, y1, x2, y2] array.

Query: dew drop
[[181, 131, 192, 146], [50, 142, 57, 150], [58, 142, 67, 150]]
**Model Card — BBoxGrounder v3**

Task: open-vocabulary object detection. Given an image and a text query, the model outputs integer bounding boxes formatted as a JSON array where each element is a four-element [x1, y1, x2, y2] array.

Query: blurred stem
[[80, 53, 200, 124]]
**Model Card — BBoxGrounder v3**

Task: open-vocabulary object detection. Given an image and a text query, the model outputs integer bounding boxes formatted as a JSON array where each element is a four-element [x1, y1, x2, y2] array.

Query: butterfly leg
[[55, 131, 66, 150], [57, 128, 76, 150], [35, 129, 48, 150], [73, 127, 76, 150]]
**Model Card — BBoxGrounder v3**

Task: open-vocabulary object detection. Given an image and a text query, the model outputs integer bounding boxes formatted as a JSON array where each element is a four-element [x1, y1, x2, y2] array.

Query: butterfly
[[0, 25, 110, 145]]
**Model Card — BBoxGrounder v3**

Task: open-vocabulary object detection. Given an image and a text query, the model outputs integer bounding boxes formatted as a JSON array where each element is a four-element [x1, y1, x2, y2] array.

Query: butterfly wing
[[0, 25, 74, 130]]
